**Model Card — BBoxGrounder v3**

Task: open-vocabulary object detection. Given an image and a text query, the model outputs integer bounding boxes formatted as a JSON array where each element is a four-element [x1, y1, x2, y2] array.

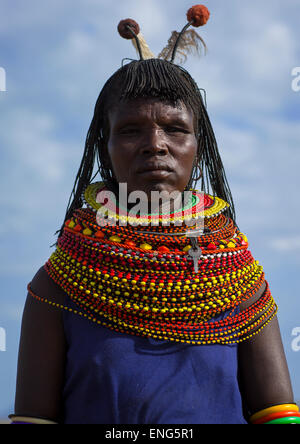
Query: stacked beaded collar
[[29, 182, 277, 345]]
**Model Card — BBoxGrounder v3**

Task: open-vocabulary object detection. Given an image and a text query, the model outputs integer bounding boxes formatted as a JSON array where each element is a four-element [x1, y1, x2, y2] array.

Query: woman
[[10, 6, 298, 425]]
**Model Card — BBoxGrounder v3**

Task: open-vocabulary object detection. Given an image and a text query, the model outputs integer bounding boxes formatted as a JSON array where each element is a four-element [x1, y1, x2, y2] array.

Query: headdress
[[118, 5, 210, 64]]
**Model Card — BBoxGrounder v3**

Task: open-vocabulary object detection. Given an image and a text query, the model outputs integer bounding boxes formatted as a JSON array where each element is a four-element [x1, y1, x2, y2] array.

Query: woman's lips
[[137, 169, 172, 177]]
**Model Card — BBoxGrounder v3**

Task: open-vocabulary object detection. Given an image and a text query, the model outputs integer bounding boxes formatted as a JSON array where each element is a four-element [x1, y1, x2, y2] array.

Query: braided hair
[[54, 58, 235, 243]]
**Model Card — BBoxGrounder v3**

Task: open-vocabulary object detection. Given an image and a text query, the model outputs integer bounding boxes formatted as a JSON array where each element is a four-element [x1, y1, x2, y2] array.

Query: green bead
[[265, 416, 300, 424]]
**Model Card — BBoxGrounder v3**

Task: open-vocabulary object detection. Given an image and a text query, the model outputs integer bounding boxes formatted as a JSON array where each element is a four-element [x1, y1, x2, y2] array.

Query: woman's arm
[[13, 266, 67, 423], [238, 283, 295, 417]]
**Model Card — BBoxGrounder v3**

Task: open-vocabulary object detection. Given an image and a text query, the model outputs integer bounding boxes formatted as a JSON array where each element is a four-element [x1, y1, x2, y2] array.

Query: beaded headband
[[118, 4, 210, 64]]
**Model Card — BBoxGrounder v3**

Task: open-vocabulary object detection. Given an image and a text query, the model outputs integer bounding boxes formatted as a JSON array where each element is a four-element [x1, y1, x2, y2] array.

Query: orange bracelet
[[250, 404, 299, 423]]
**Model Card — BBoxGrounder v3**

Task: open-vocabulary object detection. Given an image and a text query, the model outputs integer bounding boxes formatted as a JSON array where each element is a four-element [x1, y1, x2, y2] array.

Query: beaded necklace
[[29, 182, 277, 345]]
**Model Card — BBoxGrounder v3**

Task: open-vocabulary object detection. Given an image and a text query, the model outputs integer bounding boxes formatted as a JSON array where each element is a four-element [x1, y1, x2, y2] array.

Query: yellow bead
[[227, 241, 236, 248], [241, 234, 248, 242], [109, 235, 121, 242], [183, 245, 192, 252], [83, 228, 93, 236], [140, 243, 152, 251]]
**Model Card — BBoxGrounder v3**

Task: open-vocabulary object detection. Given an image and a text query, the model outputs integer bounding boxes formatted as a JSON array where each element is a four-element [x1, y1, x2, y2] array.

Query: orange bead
[[158, 246, 170, 253], [124, 241, 136, 248]]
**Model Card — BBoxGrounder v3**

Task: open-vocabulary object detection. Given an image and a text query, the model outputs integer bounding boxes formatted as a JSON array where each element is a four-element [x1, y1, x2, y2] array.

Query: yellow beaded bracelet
[[9, 415, 58, 424], [250, 404, 299, 423]]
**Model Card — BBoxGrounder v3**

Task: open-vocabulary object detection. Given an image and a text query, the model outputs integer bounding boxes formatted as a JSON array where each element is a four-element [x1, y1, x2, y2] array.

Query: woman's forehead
[[108, 97, 194, 123]]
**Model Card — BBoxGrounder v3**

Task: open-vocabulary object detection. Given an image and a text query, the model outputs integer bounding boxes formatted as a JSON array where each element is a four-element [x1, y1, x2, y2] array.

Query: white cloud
[[270, 236, 300, 252], [0, 108, 75, 184], [0, 107, 81, 237], [0, 303, 24, 322]]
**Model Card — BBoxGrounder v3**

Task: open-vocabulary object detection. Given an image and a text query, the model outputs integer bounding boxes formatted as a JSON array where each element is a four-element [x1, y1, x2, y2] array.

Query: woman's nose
[[140, 129, 168, 155]]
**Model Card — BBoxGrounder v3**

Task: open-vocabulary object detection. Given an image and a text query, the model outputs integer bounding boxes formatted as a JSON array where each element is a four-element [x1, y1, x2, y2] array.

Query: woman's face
[[107, 98, 198, 199]]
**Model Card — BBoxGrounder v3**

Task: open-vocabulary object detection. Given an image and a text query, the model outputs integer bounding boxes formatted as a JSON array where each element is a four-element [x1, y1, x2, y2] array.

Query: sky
[[0, 0, 300, 419]]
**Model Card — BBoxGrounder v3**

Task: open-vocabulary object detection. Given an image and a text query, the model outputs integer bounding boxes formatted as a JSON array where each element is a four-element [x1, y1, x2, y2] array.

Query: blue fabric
[[62, 297, 247, 424]]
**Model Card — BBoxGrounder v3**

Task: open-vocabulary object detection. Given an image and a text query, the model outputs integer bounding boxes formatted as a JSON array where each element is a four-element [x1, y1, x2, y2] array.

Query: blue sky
[[0, 0, 300, 418]]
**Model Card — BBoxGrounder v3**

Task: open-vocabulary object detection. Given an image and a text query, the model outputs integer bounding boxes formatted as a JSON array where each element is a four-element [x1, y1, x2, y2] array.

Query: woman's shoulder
[[29, 265, 67, 306]]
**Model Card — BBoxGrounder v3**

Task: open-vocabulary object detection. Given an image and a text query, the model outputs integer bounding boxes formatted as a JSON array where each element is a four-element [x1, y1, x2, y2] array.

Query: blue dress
[[62, 296, 247, 424]]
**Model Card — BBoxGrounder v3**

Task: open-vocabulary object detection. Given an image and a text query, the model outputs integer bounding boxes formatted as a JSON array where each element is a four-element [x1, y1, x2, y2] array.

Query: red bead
[[207, 243, 217, 250]]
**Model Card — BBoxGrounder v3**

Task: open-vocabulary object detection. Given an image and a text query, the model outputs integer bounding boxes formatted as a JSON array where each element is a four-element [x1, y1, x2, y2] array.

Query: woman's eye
[[165, 126, 188, 134]]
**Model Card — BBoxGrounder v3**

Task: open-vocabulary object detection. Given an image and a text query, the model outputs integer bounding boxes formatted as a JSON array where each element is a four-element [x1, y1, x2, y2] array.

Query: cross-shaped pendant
[[188, 238, 202, 273]]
